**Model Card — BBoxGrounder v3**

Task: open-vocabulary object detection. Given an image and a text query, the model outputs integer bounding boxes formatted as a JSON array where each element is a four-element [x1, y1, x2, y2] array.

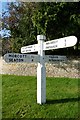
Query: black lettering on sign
[[14, 59, 17, 62], [15, 55, 19, 58], [15, 55, 17, 58], [9, 54, 15, 57], [46, 40, 58, 45], [25, 46, 33, 49], [27, 46, 32, 48], [19, 59, 24, 62], [9, 58, 24, 62], [65, 39, 66, 46], [22, 55, 25, 58], [14, 55, 16, 57], [46, 45, 57, 49], [9, 54, 12, 57], [21, 59, 24, 62], [9, 58, 13, 62], [26, 49, 31, 52], [50, 40, 58, 44], [22, 55, 26, 58], [16, 59, 18, 62], [46, 42, 50, 45], [49, 59, 55, 62], [22, 50, 25, 52], [16, 55, 18, 58], [20, 55, 22, 58], [48, 58, 65, 62]]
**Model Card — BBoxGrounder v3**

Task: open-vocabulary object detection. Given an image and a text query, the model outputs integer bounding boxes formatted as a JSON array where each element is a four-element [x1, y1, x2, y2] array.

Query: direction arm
[[44, 36, 77, 51]]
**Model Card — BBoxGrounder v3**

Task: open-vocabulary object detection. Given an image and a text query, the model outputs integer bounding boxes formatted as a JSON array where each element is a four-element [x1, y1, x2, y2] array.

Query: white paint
[[44, 36, 77, 50], [4, 53, 38, 63], [21, 36, 77, 53], [21, 44, 38, 53], [37, 35, 46, 104]]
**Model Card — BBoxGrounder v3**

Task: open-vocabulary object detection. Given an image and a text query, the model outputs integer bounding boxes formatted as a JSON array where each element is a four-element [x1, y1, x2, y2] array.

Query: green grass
[[0, 74, 2, 120], [2, 75, 80, 119]]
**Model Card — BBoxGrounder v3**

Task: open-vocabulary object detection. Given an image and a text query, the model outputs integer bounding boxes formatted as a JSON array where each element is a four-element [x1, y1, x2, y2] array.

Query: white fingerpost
[[37, 35, 46, 104]]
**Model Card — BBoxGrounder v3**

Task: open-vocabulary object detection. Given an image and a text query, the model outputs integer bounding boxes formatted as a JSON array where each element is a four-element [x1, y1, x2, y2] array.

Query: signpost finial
[[37, 35, 46, 41]]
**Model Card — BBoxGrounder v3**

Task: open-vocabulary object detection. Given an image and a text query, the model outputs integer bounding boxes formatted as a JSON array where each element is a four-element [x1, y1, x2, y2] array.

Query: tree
[[2, 2, 80, 55], [32, 2, 80, 54], [2, 2, 38, 53]]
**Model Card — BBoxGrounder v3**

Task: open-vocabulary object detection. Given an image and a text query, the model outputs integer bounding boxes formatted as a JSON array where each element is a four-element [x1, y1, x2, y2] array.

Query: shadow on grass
[[46, 97, 80, 104]]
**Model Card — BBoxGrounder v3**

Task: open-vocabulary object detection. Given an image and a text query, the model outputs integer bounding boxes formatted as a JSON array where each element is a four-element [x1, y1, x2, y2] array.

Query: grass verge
[[2, 75, 80, 119]]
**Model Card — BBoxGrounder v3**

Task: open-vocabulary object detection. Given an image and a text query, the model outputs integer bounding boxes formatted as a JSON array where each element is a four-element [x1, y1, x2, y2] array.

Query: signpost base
[[37, 64, 46, 104]]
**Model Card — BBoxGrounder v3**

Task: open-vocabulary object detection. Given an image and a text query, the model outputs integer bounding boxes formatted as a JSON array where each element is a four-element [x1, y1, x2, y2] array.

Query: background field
[[2, 75, 80, 119]]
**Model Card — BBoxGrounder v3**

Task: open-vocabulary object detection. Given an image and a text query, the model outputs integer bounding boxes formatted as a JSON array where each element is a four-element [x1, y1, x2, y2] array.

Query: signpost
[[36, 35, 77, 104], [4, 53, 67, 63], [21, 44, 38, 53], [4, 53, 39, 63], [44, 36, 77, 50], [45, 55, 67, 63], [37, 35, 46, 104], [21, 36, 77, 53], [4, 35, 77, 104]]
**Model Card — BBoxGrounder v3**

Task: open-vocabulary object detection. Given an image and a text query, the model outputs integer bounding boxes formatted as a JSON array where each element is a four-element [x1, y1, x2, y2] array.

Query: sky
[[0, 0, 79, 38], [0, 0, 16, 2], [0, 0, 16, 38]]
